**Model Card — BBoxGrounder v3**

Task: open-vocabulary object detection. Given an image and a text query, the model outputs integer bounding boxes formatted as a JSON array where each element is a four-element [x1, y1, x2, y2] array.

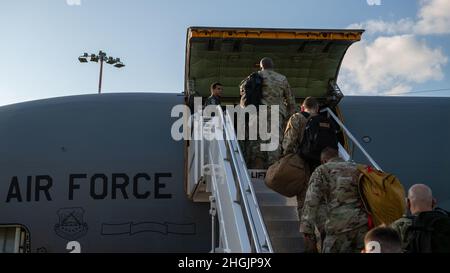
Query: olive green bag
[[265, 153, 310, 197]]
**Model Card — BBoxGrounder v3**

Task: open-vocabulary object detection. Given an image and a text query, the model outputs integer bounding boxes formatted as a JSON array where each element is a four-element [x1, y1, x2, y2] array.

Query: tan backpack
[[265, 153, 310, 197], [358, 165, 406, 226], [265, 113, 310, 197]]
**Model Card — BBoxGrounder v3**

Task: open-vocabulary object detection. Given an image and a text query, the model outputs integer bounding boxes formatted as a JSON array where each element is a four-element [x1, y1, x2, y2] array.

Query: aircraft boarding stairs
[[186, 107, 382, 253]]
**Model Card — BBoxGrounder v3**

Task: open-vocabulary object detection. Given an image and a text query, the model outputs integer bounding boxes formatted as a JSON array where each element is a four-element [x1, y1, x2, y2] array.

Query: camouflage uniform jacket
[[300, 157, 368, 236], [390, 215, 413, 251], [282, 112, 320, 155], [204, 95, 221, 106], [259, 69, 296, 119]]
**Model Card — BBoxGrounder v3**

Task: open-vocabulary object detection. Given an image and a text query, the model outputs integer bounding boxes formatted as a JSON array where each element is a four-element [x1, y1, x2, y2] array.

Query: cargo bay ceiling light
[[78, 50, 125, 94]]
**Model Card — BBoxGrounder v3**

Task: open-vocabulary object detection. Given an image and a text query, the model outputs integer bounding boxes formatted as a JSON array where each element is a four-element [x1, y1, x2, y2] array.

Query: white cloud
[[348, 18, 415, 35], [383, 84, 413, 96], [415, 0, 450, 35], [341, 0, 449, 95], [339, 35, 448, 95], [352, 0, 450, 36], [366, 0, 382, 6], [66, 0, 81, 6]]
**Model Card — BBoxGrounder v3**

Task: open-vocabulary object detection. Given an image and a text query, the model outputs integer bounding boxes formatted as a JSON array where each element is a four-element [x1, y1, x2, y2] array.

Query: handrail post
[[209, 196, 217, 253]]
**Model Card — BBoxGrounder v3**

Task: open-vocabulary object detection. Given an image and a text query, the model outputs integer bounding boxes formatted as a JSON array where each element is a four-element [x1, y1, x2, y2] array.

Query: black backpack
[[299, 112, 338, 163], [239, 72, 263, 107], [405, 208, 450, 253]]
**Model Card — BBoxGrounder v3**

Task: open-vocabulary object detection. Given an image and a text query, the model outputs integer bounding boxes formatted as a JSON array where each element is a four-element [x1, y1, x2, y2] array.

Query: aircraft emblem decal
[[54, 207, 89, 240]]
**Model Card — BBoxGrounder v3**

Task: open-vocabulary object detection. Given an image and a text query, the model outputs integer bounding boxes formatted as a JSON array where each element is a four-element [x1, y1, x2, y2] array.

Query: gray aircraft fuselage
[[0, 93, 210, 253], [0, 93, 449, 252], [339, 96, 450, 210]]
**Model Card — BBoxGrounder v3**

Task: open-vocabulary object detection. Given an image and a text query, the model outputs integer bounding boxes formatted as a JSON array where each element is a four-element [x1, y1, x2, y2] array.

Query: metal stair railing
[[187, 105, 273, 253], [322, 107, 382, 171], [188, 106, 382, 252], [220, 108, 273, 253], [202, 113, 252, 252]]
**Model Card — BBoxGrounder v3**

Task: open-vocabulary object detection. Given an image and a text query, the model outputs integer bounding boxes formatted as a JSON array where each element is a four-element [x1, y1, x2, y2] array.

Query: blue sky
[[0, 0, 449, 106]]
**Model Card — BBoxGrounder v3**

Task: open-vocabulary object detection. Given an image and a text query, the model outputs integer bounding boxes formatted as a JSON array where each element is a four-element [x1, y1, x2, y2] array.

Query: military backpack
[[357, 165, 406, 226], [405, 208, 450, 253], [239, 72, 263, 107], [298, 112, 338, 164]]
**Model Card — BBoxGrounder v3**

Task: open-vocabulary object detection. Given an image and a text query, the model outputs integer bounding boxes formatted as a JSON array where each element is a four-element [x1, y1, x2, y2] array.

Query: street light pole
[[78, 50, 125, 94], [98, 52, 104, 94]]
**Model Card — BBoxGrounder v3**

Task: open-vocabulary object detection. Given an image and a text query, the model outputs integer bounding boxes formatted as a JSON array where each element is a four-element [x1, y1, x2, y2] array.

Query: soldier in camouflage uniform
[[390, 184, 436, 251], [390, 217, 412, 252], [204, 82, 223, 106], [282, 97, 319, 155], [300, 147, 368, 253], [242, 57, 296, 169], [281, 97, 320, 219]]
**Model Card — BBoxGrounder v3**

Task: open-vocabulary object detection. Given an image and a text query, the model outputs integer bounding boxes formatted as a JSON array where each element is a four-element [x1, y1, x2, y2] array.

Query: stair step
[[249, 170, 305, 253], [254, 192, 298, 206], [250, 180, 275, 194], [270, 236, 305, 253], [260, 206, 299, 221], [265, 220, 301, 238]]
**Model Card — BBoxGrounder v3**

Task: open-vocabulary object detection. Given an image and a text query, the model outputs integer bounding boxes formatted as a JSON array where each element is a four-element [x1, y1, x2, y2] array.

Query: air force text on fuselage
[[4, 172, 173, 202]]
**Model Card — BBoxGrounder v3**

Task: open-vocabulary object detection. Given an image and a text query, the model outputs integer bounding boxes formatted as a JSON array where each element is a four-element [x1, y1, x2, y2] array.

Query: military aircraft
[[0, 27, 448, 253]]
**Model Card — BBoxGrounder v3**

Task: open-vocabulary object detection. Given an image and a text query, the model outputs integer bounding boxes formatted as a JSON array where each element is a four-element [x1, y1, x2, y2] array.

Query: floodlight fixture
[[114, 62, 125, 68], [90, 54, 99, 63], [78, 52, 89, 63], [106, 57, 116, 64], [78, 50, 125, 94]]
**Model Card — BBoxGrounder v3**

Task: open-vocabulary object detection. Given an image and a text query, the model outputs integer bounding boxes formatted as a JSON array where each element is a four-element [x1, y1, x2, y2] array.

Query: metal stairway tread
[[250, 180, 275, 194], [253, 192, 298, 206], [264, 220, 301, 238], [259, 206, 299, 221], [270, 236, 305, 253]]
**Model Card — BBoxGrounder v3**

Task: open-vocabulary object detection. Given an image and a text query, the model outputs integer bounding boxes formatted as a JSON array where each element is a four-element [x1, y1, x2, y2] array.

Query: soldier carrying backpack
[[282, 97, 339, 171], [292, 98, 338, 171], [298, 111, 339, 170], [274, 97, 338, 221], [391, 184, 450, 253], [406, 208, 450, 253], [239, 71, 263, 108], [239, 57, 296, 169]]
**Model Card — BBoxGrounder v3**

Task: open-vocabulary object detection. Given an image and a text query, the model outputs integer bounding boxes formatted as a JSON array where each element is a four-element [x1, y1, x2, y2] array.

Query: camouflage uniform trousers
[[296, 165, 327, 253], [321, 225, 368, 253], [298, 189, 328, 253], [295, 163, 311, 219], [241, 108, 287, 169]]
